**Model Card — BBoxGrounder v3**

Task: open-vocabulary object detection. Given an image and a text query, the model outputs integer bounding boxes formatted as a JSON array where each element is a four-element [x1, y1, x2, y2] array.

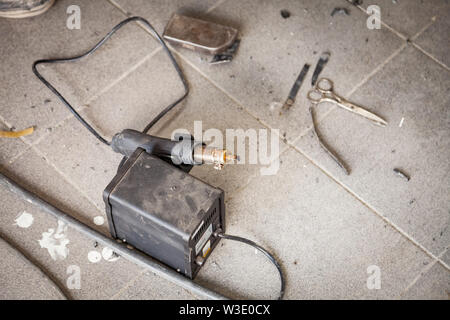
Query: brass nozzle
[[193, 145, 237, 170]]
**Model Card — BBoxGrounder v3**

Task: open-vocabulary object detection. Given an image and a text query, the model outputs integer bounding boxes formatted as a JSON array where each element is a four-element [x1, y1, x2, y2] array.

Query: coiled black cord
[[215, 232, 286, 300], [32, 16, 189, 146]]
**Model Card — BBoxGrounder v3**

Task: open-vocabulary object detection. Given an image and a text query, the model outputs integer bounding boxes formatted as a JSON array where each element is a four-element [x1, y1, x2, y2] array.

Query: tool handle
[[111, 129, 198, 165]]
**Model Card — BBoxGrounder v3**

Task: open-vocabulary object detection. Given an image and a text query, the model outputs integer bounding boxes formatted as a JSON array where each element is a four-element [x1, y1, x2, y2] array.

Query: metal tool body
[[163, 14, 240, 64], [307, 78, 388, 174], [280, 63, 310, 114], [308, 78, 387, 127], [311, 51, 330, 87]]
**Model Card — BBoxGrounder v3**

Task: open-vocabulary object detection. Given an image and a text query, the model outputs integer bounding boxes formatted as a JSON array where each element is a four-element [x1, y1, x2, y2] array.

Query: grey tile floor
[[0, 0, 448, 300]]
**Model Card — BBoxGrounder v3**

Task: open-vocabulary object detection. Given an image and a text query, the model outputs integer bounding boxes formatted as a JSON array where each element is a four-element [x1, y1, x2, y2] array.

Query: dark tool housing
[[104, 148, 225, 278]]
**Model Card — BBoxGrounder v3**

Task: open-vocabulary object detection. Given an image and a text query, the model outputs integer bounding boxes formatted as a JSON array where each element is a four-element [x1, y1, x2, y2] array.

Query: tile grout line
[[286, 142, 450, 272], [174, 53, 280, 132], [345, 0, 408, 40], [407, 14, 449, 72], [84, 47, 162, 106], [347, 43, 407, 97], [5, 145, 33, 166], [0, 114, 107, 214], [109, 268, 146, 300], [175, 49, 305, 157], [226, 144, 293, 200], [106, 0, 128, 16], [410, 16, 437, 41], [400, 246, 449, 298], [398, 259, 439, 299], [0, 116, 33, 165], [378, 21, 407, 41], [349, 0, 449, 72], [23, 45, 161, 148], [436, 247, 450, 270], [2, 45, 163, 215], [16, 34, 162, 149], [411, 43, 450, 72], [110, 268, 199, 300], [349, 0, 450, 72], [227, 135, 449, 273], [29, 144, 107, 214]]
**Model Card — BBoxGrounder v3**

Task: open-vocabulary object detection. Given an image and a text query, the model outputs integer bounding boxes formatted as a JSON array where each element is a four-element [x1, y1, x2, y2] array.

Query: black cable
[[215, 232, 286, 300], [32, 16, 189, 146]]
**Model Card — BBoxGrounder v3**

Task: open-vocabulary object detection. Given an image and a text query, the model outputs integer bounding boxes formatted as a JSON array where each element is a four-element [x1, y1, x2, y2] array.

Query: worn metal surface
[[307, 78, 388, 127], [210, 39, 241, 64], [163, 14, 238, 55], [307, 78, 388, 174], [311, 51, 331, 86], [280, 63, 310, 115]]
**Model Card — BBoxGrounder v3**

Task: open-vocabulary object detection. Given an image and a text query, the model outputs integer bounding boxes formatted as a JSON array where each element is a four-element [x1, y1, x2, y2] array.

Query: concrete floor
[[0, 0, 449, 300]]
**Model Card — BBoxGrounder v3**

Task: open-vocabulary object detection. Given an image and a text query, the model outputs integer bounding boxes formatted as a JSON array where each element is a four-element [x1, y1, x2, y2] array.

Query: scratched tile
[[161, 0, 403, 143], [0, 0, 159, 144], [195, 148, 430, 299], [295, 46, 450, 256]]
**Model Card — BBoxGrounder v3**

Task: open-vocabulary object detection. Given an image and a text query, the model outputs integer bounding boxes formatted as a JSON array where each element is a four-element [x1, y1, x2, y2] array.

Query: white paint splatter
[[102, 247, 120, 262], [88, 251, 102, 263], [38, 220, 69, 261], [14, 211, 34, 229], [399, 117, 405, 128], [93, 216, 105, 226]]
